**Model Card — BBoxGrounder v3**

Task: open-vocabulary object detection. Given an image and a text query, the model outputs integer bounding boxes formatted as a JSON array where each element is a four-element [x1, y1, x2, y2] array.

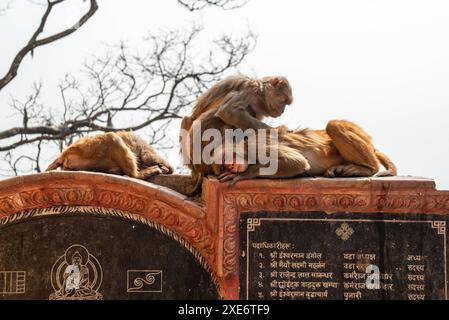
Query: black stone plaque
[[240, 211, 448, 300], [0, 211, 219, 300]]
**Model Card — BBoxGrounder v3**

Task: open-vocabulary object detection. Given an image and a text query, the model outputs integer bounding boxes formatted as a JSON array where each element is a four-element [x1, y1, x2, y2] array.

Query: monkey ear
[[270, 77, 282, 87]]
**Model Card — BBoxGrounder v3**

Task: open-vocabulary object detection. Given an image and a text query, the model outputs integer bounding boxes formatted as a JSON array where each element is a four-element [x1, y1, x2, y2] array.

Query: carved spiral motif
[[237, 195, 252, 209], [355, 197, 368, 207], [0, 198, 15, 212], [253, 194, 268, 207], [133, 274, 156, 290]]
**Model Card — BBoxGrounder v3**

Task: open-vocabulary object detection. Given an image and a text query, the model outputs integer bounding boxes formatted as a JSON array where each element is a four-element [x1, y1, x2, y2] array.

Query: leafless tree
[[0, 0, 255, 176], [0, 0, 248, 92], [0, 0, 99, 91], [177, 0, 248, 11]]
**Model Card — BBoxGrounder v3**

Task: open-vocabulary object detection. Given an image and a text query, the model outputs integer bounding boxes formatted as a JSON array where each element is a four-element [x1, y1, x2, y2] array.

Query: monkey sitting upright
[[217, 120, 397, 185], [179, 74, 294, 194], [46, 131, 173, 180]]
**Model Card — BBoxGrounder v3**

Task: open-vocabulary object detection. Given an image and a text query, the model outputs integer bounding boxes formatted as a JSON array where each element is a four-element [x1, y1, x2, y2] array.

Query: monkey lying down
[[216, 119, 397, 185], [46, 131, 173, 179]]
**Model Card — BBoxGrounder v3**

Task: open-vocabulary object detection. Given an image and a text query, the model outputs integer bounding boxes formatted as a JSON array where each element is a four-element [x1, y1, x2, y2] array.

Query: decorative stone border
[[0, 172, 218, 288], [1, 172, 449, 299], [202, 176, 449, 299]]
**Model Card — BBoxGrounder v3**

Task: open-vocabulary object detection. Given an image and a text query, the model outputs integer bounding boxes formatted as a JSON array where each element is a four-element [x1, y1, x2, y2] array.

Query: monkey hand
[[217, 165, 260, 187], [158, 165, 172, 174], [217, 172, 244, 187], [139, 165, 165, 180]]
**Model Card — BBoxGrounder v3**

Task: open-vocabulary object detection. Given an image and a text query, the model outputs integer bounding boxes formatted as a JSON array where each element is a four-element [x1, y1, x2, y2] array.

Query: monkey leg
[[104, 133, 139, 178], [218, 147, 311, 185], [139, 147, 174, 175], [324, 164, 377, 178], [265, 150, 311, 178], [325, 120, 380, 177], [138, 165, 164, 180]]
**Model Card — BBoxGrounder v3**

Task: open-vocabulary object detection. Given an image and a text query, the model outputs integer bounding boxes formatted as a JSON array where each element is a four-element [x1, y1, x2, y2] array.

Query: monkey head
[[260, 76, 293, 118], [59, 151, 92, 171], [210, 144, 249, 176]]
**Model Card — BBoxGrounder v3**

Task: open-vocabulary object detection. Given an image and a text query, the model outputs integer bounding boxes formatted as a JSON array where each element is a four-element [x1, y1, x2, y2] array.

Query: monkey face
[[265, 77, 293, 118], [223, 161, 248, 174], [210, 145, 249, 176]]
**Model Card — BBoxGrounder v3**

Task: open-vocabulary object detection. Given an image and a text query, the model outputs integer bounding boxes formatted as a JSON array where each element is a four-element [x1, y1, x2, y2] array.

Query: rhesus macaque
[[217, 120, 397, 185], [179, 74, 293, 194], [46, 131, 173, 179]]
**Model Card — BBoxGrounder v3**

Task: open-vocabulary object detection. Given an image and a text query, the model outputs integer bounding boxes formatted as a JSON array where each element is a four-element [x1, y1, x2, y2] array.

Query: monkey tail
[[46, 156, 63, 171], [375, 150, 397, 177]]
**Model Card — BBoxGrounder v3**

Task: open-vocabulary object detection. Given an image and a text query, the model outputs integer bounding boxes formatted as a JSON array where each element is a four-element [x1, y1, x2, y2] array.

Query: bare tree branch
[[0, 0, 98, 91], [177, 0, 248, 11], [0, 0, 254, 176], [0, 26, 256, 172]]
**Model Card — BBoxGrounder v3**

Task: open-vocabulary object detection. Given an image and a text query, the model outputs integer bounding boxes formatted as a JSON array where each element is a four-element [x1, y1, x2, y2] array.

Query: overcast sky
[[1, 0, 448, 189]]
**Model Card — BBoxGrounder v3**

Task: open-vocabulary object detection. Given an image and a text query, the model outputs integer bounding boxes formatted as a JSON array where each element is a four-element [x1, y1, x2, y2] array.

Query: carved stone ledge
[[1, 173, 448, 300], [0, 171, 214, 273], [202, 176, 449, 299]]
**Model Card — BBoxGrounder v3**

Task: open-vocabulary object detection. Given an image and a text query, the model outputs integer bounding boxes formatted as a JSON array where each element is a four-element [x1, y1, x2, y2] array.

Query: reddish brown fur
[[46, 131, 173, 180], [218, 120, 397, 184], [179, 74, 293, 194]]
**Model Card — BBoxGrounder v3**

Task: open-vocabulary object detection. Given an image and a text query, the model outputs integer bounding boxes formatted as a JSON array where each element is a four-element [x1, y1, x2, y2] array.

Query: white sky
[[0, 0, 448, 189]]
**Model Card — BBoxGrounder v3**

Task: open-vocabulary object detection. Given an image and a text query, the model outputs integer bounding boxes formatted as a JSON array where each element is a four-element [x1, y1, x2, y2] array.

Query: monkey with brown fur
[[47, 131, 173, 179], [180, 74, 294, 193], [216, 120, 397, 185]]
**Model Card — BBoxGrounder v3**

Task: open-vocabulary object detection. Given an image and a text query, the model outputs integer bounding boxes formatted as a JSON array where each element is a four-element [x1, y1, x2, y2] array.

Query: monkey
[[216, 119, 397, 185], [179, 74, 293, 194], [46, 131, 173, 179]]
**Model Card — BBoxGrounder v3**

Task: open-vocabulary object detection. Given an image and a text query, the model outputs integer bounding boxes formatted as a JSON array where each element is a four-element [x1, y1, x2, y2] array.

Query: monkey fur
[[180, 74, 294, 194], [218, 120, 397, 185], [46, 131, 173, 180]]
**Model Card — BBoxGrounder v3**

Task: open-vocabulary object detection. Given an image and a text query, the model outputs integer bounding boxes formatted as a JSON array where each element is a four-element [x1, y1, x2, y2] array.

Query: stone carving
[[216, 185, 449, 281], [0, 172, 217, 291], [127, 270, 163, 293], [335, 223, 354, 241], [49, 244, 103, 300], [1, 173, 449, 300], [0, 271, 26, 294]]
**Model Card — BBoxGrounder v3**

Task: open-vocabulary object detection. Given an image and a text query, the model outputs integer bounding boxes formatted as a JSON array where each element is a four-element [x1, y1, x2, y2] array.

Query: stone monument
[[0, 172, 448, 299]]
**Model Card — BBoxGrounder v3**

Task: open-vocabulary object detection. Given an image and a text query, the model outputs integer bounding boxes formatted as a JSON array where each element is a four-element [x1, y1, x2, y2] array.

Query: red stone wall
[[1, 172, 449, 299]]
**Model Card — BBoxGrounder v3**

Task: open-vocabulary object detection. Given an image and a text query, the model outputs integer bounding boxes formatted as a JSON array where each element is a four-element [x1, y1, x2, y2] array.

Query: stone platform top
[[0, 172, 446, 216]]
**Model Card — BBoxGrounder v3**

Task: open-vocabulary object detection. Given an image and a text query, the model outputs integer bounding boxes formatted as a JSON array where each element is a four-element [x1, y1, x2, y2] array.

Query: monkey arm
[[214, 92, 273, 131]]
